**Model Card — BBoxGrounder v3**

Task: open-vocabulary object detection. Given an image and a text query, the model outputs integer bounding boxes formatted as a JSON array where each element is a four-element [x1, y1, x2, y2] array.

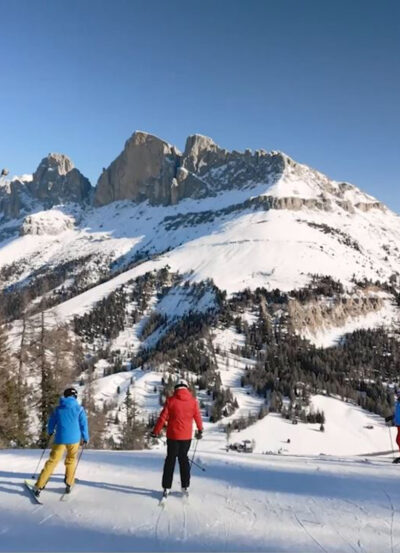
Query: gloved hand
[[195, 430, 203, 440], [150, 432, 158, 439], [81, 439, 88, 445]]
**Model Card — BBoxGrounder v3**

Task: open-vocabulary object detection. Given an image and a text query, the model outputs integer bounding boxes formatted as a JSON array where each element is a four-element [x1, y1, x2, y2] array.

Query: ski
[[181, 489, 189, 504], [24, 479, 43, 505], [357, 449, 397, 457]]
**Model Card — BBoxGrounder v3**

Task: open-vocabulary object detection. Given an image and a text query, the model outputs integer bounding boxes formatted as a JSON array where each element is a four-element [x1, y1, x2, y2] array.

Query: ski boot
[[32, 485, 42, 498]]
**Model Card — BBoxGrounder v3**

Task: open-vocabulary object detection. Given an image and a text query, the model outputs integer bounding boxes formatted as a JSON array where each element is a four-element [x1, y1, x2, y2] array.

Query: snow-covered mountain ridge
[[0, 130, 390, 217], [1, 130, 399, 296]]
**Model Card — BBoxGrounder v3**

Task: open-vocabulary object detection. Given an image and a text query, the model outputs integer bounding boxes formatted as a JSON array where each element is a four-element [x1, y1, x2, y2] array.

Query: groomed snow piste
[[2, 394, 400, 553], [1, 447, 400, 553]]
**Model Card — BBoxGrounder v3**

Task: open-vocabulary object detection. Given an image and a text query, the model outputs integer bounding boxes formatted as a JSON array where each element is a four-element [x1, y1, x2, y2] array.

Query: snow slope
[[1, 447, 400, 553], [220, 394, 393, 456], [1, 177, 400, 297]]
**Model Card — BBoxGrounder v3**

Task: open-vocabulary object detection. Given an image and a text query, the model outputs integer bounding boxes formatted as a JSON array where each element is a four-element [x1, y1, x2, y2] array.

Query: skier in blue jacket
[[34, 387, 89, 496]]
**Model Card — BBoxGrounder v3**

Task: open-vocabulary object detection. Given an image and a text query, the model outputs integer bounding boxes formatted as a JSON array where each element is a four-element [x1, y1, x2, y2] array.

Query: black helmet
[[64, 387, 78, 399]]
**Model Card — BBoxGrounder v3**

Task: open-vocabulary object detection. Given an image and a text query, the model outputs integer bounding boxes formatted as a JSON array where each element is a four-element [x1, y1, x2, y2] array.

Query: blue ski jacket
[[48, 396, 89, 445], [394, 401, 400, 426]]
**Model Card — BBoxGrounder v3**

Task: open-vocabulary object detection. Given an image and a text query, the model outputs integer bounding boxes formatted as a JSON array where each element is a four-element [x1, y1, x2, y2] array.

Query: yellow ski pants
[[36, 443, 79, 489]]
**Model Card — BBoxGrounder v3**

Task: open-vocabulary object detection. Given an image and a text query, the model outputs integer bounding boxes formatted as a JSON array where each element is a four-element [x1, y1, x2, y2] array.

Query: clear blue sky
[[1, 0, 399, 212]]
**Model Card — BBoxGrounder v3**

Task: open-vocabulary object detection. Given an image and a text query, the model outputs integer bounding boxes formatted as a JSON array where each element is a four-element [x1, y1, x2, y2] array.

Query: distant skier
[[393, 393, 400, 457], [33, 387, 89, 497], [151, 378, 203, 500], [385, 392, 400, 463]]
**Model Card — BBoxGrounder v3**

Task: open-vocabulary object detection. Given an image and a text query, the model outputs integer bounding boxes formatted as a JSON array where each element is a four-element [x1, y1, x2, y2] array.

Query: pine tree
[[120, 387, 146, 449], [28, 312, 76, 446], [0, 319, 19, 446], [37, 313, 60, 446], [10, 314, 30, 446], [82, 369, 106, 449]]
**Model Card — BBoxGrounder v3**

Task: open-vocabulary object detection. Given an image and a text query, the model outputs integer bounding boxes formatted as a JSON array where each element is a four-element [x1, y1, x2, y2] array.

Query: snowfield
[[1, 447, 400, 553]]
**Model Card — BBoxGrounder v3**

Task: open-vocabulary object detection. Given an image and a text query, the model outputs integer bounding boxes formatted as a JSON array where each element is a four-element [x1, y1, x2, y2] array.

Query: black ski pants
[[162, 439, 191, 489]]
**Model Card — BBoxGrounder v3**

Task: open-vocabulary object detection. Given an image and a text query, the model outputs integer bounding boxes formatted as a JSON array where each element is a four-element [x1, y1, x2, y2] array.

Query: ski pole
[[191, 458, 206, 472], [190, 438, 199, 469], [70, 443, 85, 485], [32, 434, 53, 479], [388, 426, 395, 460]]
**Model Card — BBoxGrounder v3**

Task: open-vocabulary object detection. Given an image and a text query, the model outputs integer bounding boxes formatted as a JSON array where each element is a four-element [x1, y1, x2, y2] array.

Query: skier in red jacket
[[151, 378, 203, 498]]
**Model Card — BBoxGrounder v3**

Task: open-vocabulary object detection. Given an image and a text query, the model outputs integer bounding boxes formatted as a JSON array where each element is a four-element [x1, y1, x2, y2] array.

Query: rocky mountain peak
[[93, 131, 288, 207], [94, 131, 182, 207], [33, 153, 75, 181], [0, 153, 91, 222], [182, 134, 221, 172], [30, 153, 91, 206]]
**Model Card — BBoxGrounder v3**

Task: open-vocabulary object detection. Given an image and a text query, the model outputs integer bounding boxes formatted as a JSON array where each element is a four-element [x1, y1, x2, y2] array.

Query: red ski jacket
[[153, 388, 203, 440]]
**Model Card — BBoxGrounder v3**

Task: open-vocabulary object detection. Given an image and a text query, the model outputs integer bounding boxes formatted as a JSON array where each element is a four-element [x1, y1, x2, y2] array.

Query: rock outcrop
[[94, 129, 382, 212], [20, 210, 75, 236], [288, 294, 384, 337], [94, 132, 181, 206], [94, 131, 288, 207], [30, 153, 91, 206], [0, 154, 91, 221], [0, 178, 31, 220]]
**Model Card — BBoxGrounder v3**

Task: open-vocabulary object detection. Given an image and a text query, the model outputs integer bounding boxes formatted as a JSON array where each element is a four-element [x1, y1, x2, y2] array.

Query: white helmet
[[174, 378, 189, 390]]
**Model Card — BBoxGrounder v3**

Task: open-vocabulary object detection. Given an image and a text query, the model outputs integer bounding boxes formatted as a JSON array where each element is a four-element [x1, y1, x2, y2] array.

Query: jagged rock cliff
[[94, 132, 289, 207], [92, 131, 384, 212], [288, 294, 385, 338], [0, 154, 91, 221], [94, 132, 181, 206], [31, 153, 91, 205], [1, 131, 386, 219]]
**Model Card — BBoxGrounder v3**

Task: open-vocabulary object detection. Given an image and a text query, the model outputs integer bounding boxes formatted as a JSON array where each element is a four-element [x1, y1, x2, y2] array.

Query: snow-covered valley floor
[[1, 448, 400, 552]]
